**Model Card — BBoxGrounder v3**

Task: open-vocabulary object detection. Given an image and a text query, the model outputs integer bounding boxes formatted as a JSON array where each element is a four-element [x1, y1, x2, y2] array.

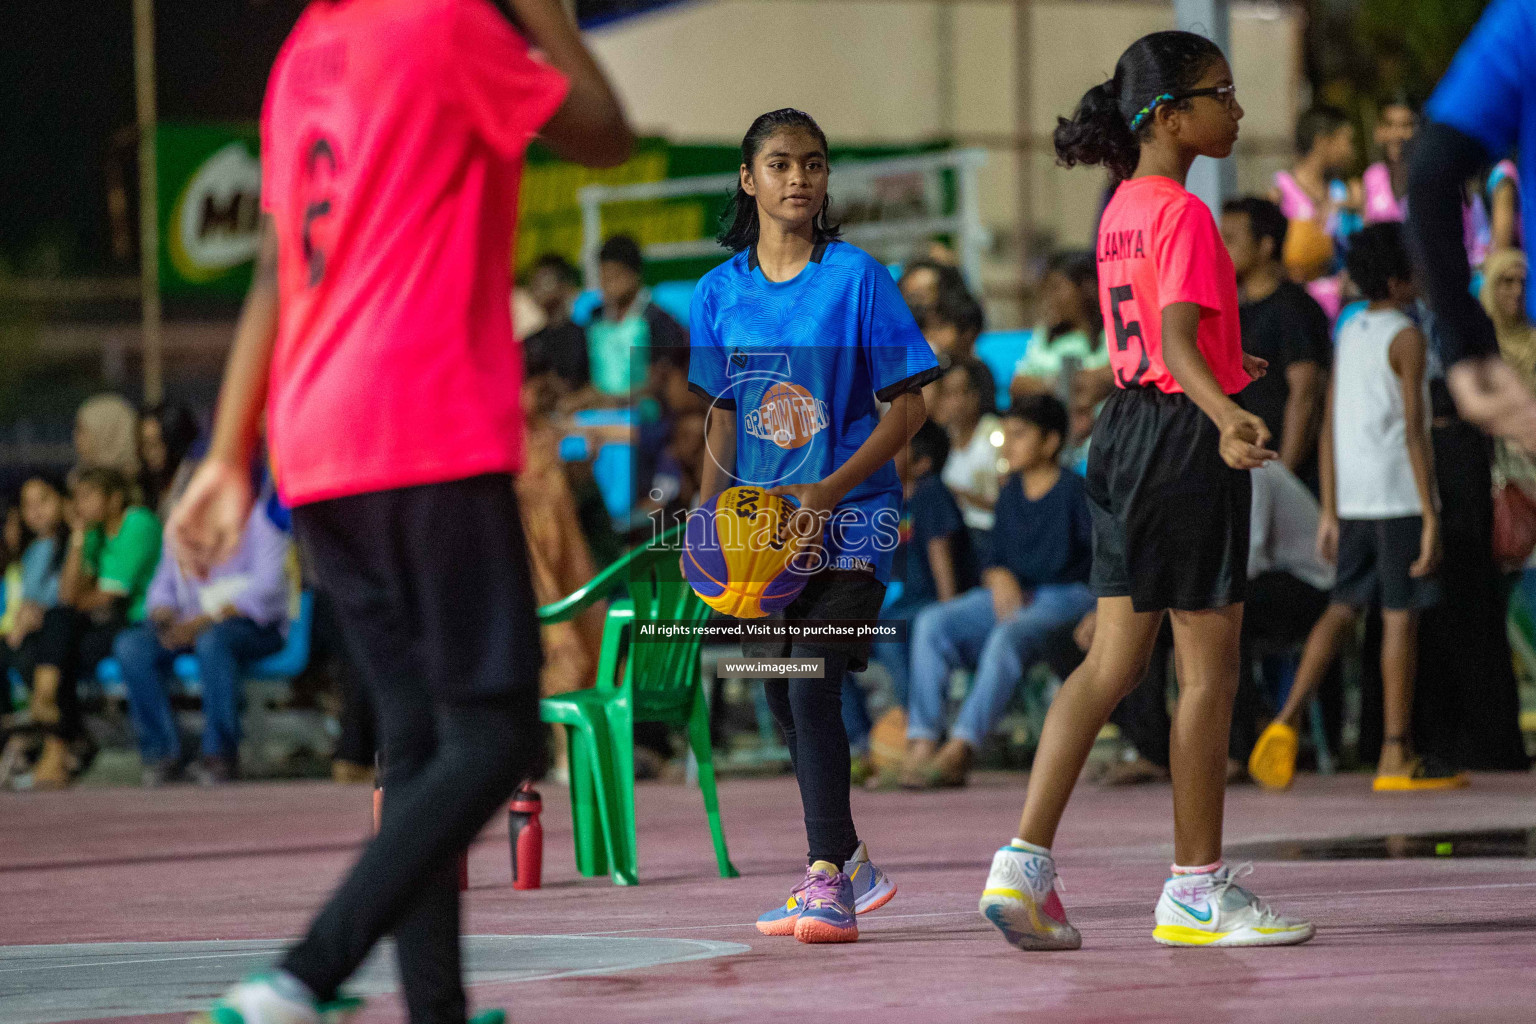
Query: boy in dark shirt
[[1221, 196, 1332, 487], [868, 420, 976, 705], [901, 395, 1094, 787]]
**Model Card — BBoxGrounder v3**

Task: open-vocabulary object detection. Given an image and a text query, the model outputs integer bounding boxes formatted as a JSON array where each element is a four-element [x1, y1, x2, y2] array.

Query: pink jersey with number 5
[[1095, 175, 1247, 396]]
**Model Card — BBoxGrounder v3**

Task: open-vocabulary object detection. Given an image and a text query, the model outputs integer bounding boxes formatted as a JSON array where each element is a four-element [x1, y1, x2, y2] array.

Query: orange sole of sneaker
[[756, 916, 799, 936], [857, 882, 897, 915], [795, 918, 859, 943]]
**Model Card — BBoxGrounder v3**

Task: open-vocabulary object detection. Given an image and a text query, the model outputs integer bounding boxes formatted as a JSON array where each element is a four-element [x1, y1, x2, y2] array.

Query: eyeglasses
[[1175, 84, 1238, 110]]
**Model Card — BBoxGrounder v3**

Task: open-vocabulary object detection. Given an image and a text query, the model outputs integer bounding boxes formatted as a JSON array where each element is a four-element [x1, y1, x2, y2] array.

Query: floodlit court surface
[[4, 771, 1536, 1023]]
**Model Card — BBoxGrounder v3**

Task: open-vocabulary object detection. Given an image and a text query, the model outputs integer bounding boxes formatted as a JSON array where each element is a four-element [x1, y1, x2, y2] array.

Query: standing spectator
[[114, 492, 292, 786], [74, 394, 141, 483], [25, 468, 160, 788], [1487, 160, 1523, 255], [1272, 105, 1360, 321], [933, 359, 1002, 562], [1248, 223, 1452, 792], [523, 253, 590, 397], [1362, 97, 1416, 225], [1221, 197, 1331, 486], [1011, 252, 1112, 402], [139, 404, 200, 517], [902, 396, 1094, 788], [570, 235, 686, 407]]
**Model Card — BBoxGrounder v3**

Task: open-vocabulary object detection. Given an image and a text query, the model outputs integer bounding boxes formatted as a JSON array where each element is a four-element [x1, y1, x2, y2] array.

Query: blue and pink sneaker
[[792, 861, 859, 943], [756, 841, 897, 937]]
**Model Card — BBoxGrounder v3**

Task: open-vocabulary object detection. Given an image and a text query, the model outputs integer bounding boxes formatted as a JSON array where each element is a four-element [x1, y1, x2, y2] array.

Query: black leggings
[[33, 606, 121, 741], [747, 570, 884, 867], [280, 477, 543, 1024]]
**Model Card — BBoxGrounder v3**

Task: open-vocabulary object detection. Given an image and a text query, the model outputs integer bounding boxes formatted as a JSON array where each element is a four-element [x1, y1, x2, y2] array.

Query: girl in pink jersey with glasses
[[978, 29, 1315, 952]]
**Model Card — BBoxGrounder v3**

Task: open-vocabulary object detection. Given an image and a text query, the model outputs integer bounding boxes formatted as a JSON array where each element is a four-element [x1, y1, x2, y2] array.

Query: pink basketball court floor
[[4, 770, 1535, 1023]]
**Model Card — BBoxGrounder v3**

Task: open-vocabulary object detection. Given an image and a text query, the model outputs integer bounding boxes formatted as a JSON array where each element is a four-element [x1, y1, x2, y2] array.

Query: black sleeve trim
[[1407, 121, 1500, 365], [876, 364, 945, 403], [689, 381, 734, 409]]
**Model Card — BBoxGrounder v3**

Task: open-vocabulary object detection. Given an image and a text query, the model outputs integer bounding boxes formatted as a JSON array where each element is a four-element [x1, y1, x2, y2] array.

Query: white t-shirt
[[942, 414, 1003, 531], [1332, 307, 1432, 519], [1248, 462, 1335, 591]]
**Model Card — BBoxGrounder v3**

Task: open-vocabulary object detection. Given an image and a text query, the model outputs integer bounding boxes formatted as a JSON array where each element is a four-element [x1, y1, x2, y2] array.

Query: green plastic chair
[[538, 525, 740, 886]]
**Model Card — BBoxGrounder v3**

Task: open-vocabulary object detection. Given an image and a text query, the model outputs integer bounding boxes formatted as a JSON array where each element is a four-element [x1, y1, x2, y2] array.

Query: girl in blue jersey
[[688, 109, 940, 943]]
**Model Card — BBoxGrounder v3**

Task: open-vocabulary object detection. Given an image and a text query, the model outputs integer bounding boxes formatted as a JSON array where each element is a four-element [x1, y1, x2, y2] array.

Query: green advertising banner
[[157, 122, 263, 300], [154, 124, 948, 298]]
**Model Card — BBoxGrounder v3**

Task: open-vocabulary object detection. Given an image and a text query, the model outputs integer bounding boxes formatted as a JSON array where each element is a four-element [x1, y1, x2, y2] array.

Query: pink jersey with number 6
[[1095, 175, 1247, 396], [260, 0, 569, 506]]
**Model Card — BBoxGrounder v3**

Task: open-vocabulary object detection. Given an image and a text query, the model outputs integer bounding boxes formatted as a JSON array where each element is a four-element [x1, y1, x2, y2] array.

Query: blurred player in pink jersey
[[170, 2, 632, 1022]]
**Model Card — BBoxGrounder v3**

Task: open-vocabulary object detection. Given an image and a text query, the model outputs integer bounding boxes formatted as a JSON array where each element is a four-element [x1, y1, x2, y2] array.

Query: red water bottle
[[508, 782, 543, 890]]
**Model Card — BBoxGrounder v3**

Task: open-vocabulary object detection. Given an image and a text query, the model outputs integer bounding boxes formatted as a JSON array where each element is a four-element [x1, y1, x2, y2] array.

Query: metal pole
[[1014, 0, 1035, 270], [1175, 0, 1236, 216], [133, 0, 163, 405]]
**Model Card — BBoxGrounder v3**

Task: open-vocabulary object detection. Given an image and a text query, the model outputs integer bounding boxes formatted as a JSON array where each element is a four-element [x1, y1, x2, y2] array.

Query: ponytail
[[1055, 80, 1140, 181], [1053, 30, 1225, 181]]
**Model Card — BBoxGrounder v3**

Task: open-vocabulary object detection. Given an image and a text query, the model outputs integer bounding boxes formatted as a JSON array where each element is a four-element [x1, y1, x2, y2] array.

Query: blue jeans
[[115, 618, 284, 761], [907, 583, 1095, 747]]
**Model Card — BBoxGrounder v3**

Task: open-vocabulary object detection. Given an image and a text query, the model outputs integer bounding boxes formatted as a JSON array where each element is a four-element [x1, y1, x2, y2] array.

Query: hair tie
[[1129, 93, 1175, 130]]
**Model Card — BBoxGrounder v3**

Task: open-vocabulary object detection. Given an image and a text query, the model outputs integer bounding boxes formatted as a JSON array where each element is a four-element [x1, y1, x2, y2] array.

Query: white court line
[[566, 879, 1536, 937], [0, 949, 273, 975]]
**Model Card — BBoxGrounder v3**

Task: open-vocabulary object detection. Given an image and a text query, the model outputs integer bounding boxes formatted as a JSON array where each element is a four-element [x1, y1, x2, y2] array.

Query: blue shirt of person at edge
[[688, 240, 941, 583], [1427, 0, 1536, 322]]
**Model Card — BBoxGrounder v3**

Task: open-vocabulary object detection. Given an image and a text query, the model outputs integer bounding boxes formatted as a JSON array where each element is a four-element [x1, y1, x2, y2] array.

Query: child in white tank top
[[1249, 223, 1466, 793]]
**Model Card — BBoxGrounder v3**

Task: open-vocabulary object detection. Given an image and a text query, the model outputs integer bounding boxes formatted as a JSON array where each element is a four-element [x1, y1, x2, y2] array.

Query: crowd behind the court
[[1, 100, 1532, 793]]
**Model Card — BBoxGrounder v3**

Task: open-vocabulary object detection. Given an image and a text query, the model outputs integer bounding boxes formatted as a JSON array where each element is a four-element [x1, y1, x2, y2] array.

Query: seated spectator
[[567, 235, 687, 410], [2, 478, 68, 690], [24, 468, 160, 788], [872, 419, 977, 706], [74, 394, 141, 485], [1222, 196, 1331, 487], [897, 258, 967, 326], [642, 410, 707, 521], [851, 420, 981, 769], [902, 396, 1094, 788], [523, 253, 591, 399], [114, 487, 292, 786], [923, 286, 985, 366], [1011, 252, 1112, 402], [932, 358, 1002, 562], [138, 403, 200, 517]]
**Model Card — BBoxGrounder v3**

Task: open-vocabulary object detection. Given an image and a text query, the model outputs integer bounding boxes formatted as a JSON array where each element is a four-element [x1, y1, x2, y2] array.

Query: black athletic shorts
[[1333, 516, 1442, 611], [292, 473, 543, 708], [741, 569, 887, 673], [1086, 386, 1251, 612]]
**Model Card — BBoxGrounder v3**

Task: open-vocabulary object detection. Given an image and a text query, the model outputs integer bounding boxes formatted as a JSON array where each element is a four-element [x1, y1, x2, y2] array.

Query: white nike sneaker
[[191, 973, 359, 1024], [1153, 864, 1315, 947], [978, 844, 1081, 951]]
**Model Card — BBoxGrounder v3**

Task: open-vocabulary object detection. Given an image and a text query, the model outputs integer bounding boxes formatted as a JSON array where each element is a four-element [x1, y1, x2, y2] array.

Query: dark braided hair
[[718, 109, 842, 253], [1054, 31, 1226, 181]]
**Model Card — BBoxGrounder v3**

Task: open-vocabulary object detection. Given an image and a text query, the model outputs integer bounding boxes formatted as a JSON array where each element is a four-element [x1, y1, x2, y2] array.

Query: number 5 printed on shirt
[[1108, 283, 1150, 388]]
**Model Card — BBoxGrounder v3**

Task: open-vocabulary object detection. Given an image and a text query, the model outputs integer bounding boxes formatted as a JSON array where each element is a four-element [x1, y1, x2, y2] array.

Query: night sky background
[[0, 0, 684, 277]]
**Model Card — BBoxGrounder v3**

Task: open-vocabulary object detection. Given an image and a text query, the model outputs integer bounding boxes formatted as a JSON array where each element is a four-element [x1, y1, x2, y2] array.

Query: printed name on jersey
[[744, 382, 830, 450], [1099, 229, 1146, 263]]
